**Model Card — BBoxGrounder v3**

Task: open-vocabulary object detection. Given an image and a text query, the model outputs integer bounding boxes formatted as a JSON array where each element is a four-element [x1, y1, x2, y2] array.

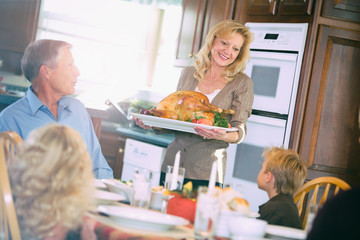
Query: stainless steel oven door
[[225, 115, 286, 212], [244, 51, 298, 115]]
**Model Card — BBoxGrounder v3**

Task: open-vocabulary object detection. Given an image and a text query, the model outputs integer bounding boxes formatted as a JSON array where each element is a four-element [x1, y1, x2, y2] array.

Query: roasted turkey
[[149, 90, 234, 122]]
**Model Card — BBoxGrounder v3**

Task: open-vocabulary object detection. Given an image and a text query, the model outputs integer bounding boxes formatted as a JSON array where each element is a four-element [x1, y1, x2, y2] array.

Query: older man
[[0, 39, 113, 179]]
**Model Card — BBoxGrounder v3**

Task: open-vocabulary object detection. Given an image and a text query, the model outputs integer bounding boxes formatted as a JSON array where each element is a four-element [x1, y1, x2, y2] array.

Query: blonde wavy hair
[[194, 19, 254, 82], [262, 146, 307, 195], [9, 123, 95, 239]]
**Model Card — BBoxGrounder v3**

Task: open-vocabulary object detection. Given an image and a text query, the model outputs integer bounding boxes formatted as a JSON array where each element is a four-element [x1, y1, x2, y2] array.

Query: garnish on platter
[[145, 90, 234, 128]]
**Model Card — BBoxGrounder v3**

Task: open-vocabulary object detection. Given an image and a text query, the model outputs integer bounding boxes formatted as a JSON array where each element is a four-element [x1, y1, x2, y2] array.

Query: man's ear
[[39, 65, 51, 79]]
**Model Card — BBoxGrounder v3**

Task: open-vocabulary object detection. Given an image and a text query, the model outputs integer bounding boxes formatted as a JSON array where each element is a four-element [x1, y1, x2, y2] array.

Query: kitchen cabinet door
[[299, 25, 360, 187], [174, 0, 235, 67], [322, 0, 360, 24], [278, 0, 313, 16], [0, 0, 41, 74], [237, 0, 313, 23], [200, 0, 235, 47], [174, 0, 207, 67], [245, 0, 278, 16], [99, 131, 126, 179]]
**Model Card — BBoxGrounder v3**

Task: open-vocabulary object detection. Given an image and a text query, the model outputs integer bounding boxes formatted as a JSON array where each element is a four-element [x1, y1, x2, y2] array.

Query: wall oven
[[225, 23, 308, 212]]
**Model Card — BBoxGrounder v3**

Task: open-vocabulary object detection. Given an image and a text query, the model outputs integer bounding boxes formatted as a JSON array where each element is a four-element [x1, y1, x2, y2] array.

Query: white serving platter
[[131, 113, 238, 134]]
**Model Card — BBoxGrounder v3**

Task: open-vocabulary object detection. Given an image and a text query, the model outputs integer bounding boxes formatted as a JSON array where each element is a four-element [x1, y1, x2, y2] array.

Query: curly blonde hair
[[194, 19, 254, 82], [262, 146, 307, 195], [9, 123, 95, 239]]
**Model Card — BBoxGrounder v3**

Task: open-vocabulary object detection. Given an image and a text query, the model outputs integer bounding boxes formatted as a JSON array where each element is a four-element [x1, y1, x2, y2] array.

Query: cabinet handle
[[118, 148, 124, 154], [188, 53, 195, 58]]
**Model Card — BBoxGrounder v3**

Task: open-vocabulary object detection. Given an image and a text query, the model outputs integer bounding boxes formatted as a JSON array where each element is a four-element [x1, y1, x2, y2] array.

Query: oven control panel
[[245, 22, 308, 52]]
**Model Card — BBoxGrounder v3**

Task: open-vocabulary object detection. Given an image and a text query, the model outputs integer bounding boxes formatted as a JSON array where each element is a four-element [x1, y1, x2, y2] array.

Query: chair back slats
[[293, 176, 351, 229], [0, 131, 23, 159], [0, 137, 22, 240]]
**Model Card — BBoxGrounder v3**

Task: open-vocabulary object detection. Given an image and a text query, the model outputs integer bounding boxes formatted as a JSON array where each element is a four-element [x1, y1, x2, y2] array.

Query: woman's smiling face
[[210, 31, 244, 68]]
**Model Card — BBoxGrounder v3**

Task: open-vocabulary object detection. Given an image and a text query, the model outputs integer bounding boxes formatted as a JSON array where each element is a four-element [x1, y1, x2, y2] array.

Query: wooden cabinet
[[0, 0, 41, 74], [322, 0, 360, 24], [99, 131, 126, 179], [235, 0, 313, 23], [293, 0, 360, 187], [174, 0, 235, 67]]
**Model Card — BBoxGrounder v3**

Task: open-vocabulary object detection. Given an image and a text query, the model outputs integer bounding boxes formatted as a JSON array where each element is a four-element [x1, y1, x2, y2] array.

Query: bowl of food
[[215, 187, 251, 238], [102, 179, 133, 203], [102, 179, 168, 210]]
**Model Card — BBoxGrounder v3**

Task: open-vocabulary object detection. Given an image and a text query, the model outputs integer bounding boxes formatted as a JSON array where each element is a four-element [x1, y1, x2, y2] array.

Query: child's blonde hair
[[262, 146, 307, 195]]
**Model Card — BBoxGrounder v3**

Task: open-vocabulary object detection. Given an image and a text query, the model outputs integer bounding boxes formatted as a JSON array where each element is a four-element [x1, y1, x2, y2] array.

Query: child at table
[[256, 146, 307, 229], [8, 123, 97, 240]]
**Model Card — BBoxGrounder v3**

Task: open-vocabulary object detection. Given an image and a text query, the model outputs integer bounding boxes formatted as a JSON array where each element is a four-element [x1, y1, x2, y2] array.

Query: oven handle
[[248, 115, 286, 128], [250, 51, 298, 61]]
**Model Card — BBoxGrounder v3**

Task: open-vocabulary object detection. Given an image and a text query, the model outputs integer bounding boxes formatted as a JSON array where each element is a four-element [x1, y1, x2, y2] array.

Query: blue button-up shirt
[[0, 87, 113, 179]]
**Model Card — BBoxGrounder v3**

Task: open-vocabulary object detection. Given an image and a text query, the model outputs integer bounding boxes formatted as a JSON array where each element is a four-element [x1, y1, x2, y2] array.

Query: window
[[37, 0, 183, 97]]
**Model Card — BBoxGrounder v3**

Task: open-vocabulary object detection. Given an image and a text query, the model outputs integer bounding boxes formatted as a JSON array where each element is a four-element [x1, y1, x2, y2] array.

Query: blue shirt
[[0, 87, 113, 179]]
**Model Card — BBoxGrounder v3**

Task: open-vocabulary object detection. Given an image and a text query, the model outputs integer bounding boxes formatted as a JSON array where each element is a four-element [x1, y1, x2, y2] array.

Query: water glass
[[131, 168, 152, 209], [194, 186, 221, 238], [164, 165, 185, 191]]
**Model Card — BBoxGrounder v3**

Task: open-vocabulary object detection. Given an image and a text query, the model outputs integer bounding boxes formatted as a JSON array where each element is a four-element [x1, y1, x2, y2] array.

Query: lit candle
[[170, 151, 180, 190], [208, 160, 217, 190]]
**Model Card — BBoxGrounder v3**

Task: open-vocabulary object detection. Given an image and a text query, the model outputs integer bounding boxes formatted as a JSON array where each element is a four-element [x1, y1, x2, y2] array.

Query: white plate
[[266, 224, 306, 240], [98, 205, 189, 231], [93, 179, 107, 189], [131, 113, 238, 134], [94, 190, 126, 204]]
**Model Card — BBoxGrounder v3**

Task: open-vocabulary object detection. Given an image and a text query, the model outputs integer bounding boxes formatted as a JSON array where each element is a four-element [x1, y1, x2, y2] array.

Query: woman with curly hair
[[136, 20, 254, 189], [8, 123, 96, 240]]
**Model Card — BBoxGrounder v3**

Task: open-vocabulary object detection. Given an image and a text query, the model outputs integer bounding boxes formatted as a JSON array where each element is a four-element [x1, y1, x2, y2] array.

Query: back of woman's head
[[9, 123, 95, 238], [194, 20, 254, 82], [262, 146, 307, 195]]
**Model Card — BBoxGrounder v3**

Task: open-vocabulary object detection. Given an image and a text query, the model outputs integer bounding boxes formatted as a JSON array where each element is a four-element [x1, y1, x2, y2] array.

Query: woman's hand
[[133, 117, 152, 129], [194, 126, 238, 143]]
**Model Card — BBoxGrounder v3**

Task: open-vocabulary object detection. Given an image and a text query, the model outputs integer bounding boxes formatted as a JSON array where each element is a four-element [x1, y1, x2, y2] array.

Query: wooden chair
[[0, 139, 21, 240], [293, 176, 351, 229], [0, 131, 23, 158]]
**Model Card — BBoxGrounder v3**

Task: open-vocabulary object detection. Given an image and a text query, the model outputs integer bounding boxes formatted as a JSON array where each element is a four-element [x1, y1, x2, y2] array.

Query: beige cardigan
[[160, 66, 254, 182]]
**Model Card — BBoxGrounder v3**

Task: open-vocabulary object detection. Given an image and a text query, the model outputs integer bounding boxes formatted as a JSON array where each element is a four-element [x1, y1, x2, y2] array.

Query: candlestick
[[208, 160, 217, 190], [170, 151, 180, 190]]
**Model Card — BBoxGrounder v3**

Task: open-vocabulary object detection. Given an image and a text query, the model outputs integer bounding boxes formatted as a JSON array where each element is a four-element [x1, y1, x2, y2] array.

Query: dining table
[[89, 211, 231, 240], [89, 192, 231, 240], [91, 180, 307, 240]]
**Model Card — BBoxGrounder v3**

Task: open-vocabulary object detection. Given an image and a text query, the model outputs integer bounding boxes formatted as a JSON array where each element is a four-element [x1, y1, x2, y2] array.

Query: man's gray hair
[[21, 39, 71, 82]]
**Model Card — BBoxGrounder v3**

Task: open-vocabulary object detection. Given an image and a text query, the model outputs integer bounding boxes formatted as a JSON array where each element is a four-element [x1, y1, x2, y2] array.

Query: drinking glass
[[194, 186, 221, 238], [164, 165, 185, 191], [131, 168, 152, 209]]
